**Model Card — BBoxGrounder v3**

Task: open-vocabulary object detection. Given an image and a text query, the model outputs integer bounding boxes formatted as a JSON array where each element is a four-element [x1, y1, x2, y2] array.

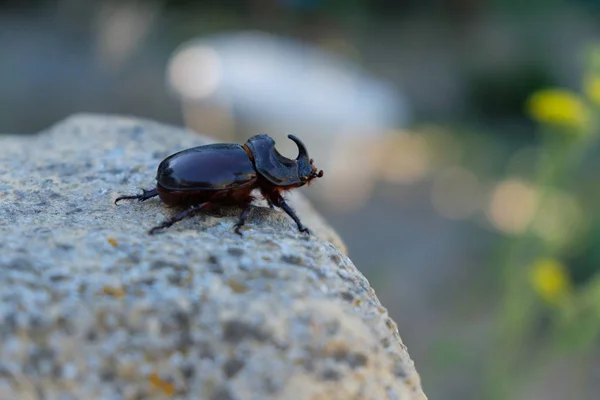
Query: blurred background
[[3, 0, 600, 398]]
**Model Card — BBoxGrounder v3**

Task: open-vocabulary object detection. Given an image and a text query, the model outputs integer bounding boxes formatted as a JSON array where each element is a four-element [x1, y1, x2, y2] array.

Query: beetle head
[[245, 134, 323, 187], [288, 135, 324, 185]]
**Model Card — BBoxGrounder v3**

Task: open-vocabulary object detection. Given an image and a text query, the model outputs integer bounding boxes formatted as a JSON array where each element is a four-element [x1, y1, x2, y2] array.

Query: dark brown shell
[[156, 143, 257, 191]]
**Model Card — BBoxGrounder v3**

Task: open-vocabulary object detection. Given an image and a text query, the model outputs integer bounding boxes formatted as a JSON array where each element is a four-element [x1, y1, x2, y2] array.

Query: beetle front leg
[[149, 202, 211, 235], [271, 195, 310, 235]]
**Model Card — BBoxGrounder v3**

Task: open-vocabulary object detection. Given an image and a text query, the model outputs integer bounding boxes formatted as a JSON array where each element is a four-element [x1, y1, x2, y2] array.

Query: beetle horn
[[288, 135, 310, 164]]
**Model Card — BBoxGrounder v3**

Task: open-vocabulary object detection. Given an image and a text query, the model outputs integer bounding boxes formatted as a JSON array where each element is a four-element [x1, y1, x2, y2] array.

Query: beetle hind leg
[[149, 202, 211, 235], [114, 188, 159, 205]]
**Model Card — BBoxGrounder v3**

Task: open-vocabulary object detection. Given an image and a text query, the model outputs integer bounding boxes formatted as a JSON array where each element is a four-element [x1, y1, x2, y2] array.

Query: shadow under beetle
[[115, 134, 324, 236]]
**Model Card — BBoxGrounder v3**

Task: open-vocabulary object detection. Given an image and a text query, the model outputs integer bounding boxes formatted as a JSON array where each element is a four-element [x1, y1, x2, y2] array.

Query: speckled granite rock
[[0, 115, 426, 400]]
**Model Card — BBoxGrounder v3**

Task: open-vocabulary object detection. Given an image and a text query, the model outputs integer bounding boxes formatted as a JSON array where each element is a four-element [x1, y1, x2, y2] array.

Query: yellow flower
[[530, 258, 571, 304], [526, 89, 589, 131], [583, 74, 600, 105]]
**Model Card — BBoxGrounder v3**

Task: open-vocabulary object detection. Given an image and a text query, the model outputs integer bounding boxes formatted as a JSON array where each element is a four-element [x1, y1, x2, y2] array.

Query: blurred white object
[[166, 31, 411, 210]]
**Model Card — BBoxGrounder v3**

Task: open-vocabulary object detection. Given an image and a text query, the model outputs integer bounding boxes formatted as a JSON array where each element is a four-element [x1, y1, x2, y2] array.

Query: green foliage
[[484, 42, 600, 399]]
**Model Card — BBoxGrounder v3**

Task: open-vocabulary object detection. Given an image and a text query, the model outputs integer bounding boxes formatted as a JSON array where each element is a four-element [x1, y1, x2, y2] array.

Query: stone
[[0, 114, 426, 400]]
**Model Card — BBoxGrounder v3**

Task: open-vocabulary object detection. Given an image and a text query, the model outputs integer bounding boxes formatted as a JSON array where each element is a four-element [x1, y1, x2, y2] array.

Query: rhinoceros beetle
[[115, 134, 324, 236]]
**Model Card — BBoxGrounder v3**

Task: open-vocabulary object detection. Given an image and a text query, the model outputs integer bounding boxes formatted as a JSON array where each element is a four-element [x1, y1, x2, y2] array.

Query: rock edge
[[0, 114, 426, 400]]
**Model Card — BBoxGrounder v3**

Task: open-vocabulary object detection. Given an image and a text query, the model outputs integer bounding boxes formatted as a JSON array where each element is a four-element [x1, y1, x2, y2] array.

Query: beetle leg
[[149, 202, 211, 235], [234, 204, 251, 237], [271, 195, 311, 235], [115, 188, 158, 205]]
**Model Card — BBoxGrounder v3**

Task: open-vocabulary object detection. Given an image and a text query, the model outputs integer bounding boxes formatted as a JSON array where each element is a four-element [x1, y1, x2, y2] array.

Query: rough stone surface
[[0, 114, 426, 400]]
